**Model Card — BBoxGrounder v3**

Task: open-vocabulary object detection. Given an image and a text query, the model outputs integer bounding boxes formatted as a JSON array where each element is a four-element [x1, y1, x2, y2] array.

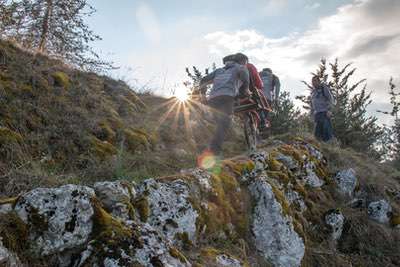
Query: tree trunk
[[38, 0, 53, 52]]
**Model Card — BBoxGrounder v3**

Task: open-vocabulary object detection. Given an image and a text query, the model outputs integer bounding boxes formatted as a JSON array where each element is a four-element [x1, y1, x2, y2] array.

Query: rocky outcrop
[[0, 140, 398, 267]]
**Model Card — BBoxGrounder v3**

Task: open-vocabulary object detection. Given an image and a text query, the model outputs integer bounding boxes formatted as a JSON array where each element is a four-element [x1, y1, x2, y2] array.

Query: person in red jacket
[[235, 53, 271, 129]]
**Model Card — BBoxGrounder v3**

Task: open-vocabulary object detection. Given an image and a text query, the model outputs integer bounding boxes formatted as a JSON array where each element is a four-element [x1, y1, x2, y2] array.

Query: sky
[[87, 0, 400, 125]]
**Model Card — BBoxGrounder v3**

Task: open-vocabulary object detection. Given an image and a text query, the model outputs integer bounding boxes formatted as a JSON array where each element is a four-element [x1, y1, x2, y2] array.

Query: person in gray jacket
[[199, 55, 250, 155], [259, 68, 280, 106], [310, 76, 336, 142]]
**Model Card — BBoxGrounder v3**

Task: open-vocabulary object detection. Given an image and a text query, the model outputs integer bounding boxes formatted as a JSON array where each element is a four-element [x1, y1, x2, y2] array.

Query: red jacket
[[246, 63, 263, 90]]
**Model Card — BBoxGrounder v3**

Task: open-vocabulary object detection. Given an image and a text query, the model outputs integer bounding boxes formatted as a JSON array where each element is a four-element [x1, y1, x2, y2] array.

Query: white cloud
[[135, 3, 161, 44], [203, 0, 400, 121]]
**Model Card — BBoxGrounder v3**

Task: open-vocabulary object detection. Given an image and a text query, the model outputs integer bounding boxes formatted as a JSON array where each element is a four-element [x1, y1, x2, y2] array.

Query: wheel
[[244, 113, 258, 152]]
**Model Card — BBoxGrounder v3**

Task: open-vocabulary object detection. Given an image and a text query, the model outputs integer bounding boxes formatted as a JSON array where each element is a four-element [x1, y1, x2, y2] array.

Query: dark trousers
[[314, 112, 333, 142], [208, 95, 234, 154]]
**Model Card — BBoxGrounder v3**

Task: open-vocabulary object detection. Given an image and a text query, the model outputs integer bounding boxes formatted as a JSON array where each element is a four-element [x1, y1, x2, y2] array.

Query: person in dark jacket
[[199, 56, 250, 155], [310, 76, 336, 142]]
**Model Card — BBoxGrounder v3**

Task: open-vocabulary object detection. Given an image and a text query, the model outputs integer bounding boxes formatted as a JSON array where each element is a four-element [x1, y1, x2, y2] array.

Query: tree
[[297, 59, 383, 156], [0, 0, 112, 71], [269, 91, 302, 136], [378, 78, 400, 166]]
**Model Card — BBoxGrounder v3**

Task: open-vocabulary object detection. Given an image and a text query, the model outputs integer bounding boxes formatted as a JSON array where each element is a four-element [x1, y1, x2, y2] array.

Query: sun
[[174, 86, 190, 102]]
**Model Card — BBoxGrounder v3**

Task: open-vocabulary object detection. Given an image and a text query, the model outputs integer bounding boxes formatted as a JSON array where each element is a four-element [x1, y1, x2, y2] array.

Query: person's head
[[312, 76, 321, 88], [263, 68, 272, 73], [222, 54, 236, 65], [234, 53, 248, 65]]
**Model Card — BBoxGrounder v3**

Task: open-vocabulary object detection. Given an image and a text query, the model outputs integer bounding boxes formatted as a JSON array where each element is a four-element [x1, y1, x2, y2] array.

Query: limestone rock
[[304, 162, 324, 188], [14, 185, 95, 256], [94, 181, 135, 221], [215, 254, 243, 267], [181, 168, 212, 191], [335, 169, 357, 197], [325, 210, 345, 240], [275, 153, 299, 171], [368, 199, 392, 223], [285, 188, 306, 212], [249, 178, 305, 267], [137, 179, 198, 245], [134, 223, 189, 267], [80, 222, 189, 267]]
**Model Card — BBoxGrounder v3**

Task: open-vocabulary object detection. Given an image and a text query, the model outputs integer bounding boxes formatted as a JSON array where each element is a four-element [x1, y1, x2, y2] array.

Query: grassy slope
[[0, 40, 246, 197]]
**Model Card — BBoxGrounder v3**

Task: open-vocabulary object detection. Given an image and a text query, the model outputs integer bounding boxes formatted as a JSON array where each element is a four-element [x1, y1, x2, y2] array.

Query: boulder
[[334, 169, 357, 197], [325, 209, 345, 240], [368, 199, 392, 223], [249, 178, 305, 267], [14, 185, 95, 256]]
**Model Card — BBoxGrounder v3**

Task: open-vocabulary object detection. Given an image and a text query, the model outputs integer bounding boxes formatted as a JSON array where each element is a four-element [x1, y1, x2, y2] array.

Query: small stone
[[0, 240, 21, 266], [215, 254, 243, 267], [304, 162, 324, 188], [325, 209, 345, 240], [368, 199, 392, 224], [0, 203, 13, 215], [335, 169, 357, 197]]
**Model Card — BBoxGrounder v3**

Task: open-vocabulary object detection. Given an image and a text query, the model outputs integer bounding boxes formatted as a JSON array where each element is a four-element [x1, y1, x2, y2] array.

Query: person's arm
[[323, 84, 335, 108], [199, 71, 215, 94], [248, 64, 263, 89], [238, 66, 250, 96], [274, 75, 281, 101]]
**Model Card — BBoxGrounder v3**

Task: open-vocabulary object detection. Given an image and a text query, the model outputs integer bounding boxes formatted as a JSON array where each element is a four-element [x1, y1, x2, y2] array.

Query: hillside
[[0, 40, 400, 267], [0, 40, 246, 198]]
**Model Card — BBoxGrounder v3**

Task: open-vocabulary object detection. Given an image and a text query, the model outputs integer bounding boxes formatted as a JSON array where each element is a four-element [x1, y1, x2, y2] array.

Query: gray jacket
[[200, 62, 249, 100], [310, 84, 335, 114], [259, 69, 280, 101]]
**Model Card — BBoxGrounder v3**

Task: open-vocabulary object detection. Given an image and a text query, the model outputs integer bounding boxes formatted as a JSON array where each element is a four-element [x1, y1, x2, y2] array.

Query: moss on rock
[[51, 71, 70, 88]]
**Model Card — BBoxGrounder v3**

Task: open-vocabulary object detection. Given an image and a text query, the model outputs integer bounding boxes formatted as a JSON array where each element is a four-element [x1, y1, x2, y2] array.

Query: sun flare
[[175, 86, 190, 102]]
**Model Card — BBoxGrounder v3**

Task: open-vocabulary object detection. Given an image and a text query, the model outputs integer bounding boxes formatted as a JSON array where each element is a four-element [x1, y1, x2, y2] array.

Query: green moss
[[267, 171, 290, 185], [169, 247, 188, 263], [52, 71, 70, 88], [124, 128, 151, 152], [0, 212, 29, 253], [89, 198, 139, 263], [0, 126, 23, 144], [390, 215, 400, 227], [0, 196, 19, 207], [135, 196, 150, 222], [90, 136, 117, 159], [175, 232, 193, 249]]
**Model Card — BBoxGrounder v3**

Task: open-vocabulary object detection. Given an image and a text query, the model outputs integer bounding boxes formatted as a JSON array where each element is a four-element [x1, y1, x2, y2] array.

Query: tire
[[244, 113, 258, 152]]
